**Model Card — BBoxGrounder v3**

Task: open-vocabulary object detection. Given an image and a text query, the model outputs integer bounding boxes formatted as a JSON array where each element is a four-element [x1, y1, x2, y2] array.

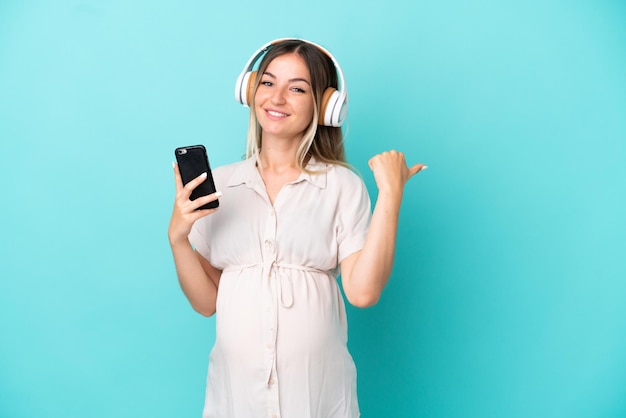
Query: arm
[[168, 163, 223, 316], [341, 151, 426, 308]]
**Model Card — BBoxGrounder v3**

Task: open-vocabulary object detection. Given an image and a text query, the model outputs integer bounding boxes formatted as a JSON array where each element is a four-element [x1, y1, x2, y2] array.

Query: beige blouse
[[189, 155, 371, 418]]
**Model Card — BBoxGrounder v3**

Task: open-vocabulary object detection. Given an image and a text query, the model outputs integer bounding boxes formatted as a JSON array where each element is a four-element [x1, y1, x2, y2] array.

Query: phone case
[[175, 145, 219, 209]]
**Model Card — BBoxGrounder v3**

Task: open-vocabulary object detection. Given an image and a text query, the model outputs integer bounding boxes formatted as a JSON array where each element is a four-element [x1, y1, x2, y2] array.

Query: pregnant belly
[[214, 267, 348, 362]]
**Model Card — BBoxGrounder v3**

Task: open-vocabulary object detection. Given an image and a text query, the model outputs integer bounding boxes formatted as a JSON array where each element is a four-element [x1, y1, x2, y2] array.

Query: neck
[[258, 133, 302, 172]]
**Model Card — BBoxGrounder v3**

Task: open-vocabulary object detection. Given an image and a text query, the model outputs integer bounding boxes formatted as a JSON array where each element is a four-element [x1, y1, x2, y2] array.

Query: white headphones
[[234, 38, 348, 127]]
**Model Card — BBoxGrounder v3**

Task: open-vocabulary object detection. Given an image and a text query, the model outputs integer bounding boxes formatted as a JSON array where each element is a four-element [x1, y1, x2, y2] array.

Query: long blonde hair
[[245, 40, 349, 172]]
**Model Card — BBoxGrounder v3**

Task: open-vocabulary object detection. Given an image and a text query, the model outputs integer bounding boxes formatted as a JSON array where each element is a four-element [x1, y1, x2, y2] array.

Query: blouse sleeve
[[186, 163, 229, 262], [188, 216, 212, 261], [336, 169, 372, 263]]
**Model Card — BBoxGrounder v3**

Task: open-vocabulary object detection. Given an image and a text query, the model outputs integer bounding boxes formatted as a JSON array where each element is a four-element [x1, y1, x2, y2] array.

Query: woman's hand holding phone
[[168, 162, 221, 246]]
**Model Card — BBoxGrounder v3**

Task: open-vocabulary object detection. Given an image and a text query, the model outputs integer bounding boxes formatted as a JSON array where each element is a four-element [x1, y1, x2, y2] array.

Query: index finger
[[172, 161, 184, 192]]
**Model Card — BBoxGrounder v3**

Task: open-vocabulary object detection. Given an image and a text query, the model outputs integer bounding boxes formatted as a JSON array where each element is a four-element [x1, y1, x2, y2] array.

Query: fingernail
[[422, 165, 428, 170], [200, 172, 207, 178], [215, 191, 223, 198], [172, 161, 176, 168]]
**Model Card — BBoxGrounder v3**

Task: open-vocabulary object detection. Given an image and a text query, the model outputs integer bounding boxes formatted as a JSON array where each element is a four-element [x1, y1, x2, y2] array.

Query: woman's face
[[254, 53, 314, 142]]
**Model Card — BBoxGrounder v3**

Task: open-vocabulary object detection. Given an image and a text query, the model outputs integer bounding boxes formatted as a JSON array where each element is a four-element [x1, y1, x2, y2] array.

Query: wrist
[[377, 187, 404, 202], [168, 233, 191, 248]]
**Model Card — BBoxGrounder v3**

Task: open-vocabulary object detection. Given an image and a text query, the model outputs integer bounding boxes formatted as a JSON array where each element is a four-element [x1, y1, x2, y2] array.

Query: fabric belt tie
[[222, 262, 327, 308]]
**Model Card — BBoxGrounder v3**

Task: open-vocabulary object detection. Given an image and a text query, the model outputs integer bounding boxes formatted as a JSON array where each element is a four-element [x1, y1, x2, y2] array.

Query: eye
[[260, 80, 273, 87], [291, 86, 307, 93]]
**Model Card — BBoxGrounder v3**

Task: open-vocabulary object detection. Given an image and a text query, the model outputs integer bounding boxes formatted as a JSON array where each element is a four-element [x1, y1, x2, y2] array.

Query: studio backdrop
[[1, 0, 625, 417]]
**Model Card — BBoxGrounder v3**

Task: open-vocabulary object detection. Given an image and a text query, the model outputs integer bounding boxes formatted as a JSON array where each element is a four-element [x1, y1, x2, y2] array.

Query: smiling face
[[254, 53, 315, 144]]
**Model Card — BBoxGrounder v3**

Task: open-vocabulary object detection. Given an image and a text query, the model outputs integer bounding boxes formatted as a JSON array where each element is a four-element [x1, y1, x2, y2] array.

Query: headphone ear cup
[[235, 71, 246, 105], [245, 71, 257, 107], [235, 71, 257, 107], [319, 88, 347, 127], [318, 88, 337, 126]]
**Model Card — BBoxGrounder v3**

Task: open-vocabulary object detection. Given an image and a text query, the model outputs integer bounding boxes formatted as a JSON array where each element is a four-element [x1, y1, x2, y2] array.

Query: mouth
[[265, 109, 290, 119]]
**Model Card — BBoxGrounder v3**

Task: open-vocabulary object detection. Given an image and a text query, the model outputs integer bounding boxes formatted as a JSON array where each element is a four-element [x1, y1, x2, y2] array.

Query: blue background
[[1, 0, 625, 417]]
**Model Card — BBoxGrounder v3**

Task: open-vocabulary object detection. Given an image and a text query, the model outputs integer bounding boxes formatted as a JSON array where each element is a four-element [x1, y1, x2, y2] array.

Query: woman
[[168, 39, 426, 418]]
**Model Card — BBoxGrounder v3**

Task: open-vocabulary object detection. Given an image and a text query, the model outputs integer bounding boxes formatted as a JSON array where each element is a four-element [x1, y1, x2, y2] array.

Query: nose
[[270, 86, 287, 105]]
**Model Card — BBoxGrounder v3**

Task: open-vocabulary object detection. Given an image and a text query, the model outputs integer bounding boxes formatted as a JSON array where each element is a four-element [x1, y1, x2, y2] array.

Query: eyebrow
[[263, 71, 311, 86]]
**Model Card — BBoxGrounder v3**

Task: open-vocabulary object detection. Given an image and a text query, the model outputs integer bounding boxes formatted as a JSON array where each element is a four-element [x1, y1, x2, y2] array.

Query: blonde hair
[[245, 40, 349, 173]]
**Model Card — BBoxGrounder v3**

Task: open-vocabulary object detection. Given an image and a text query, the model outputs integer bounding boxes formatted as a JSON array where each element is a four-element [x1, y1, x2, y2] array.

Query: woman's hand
[[168, 162, 221, 245], [368, 150, 427, 195]]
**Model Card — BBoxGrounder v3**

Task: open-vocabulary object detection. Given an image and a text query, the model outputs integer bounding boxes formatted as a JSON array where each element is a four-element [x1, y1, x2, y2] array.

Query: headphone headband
[[235, 38, 348, 127]]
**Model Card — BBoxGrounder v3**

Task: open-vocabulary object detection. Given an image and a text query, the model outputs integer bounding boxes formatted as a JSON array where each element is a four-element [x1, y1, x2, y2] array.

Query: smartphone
[[175, 145, 219, 209]]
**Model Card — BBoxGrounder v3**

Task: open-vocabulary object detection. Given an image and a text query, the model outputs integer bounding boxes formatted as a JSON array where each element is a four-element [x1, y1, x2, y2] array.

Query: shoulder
[[325, 164, 372, 215], [212, 158, 254, 187], [326, 163, 366, 189]]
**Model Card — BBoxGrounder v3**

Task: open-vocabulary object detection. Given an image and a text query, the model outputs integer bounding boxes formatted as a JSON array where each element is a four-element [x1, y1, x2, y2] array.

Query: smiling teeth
[[268, 110, 288, 117]]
